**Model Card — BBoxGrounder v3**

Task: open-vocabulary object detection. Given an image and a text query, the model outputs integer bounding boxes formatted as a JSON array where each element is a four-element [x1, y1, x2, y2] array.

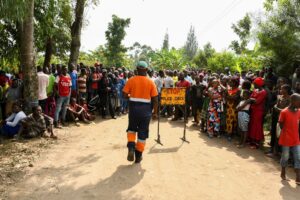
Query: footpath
[[2, 116, 300, 200]]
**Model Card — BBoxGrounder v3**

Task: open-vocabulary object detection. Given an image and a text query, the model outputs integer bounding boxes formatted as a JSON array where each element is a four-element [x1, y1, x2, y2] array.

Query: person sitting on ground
[[5, 78, 23, 116], [66, 98, 90, 125], [0, 102, 26, 137], [17, 105, 57, 139], [79, 98, 95, 121]]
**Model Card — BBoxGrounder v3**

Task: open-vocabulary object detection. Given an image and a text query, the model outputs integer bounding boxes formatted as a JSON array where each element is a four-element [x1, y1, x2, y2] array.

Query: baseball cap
[[136, 61, 148, 69]]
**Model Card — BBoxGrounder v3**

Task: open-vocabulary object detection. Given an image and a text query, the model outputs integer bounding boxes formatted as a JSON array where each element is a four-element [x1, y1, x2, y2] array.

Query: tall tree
[[230, 14, 252, 54], [162, 31, 169, 51], [35, 0, 72, 67], [104, 15, 131, 66], [0, 0, 38, 108], [129, 42, 154, 64], [69, 0, 86, 66], [193, 42, 215, 68], [183, 25, 198, 60], [257, 0, 300, 76]]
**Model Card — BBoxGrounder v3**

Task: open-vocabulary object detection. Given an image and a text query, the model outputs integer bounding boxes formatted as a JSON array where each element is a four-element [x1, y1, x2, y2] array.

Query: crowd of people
[[0, 62, 299, 183]]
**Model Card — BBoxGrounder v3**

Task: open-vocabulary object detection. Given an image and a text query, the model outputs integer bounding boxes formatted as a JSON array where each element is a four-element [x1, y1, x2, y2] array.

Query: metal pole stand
[[155, 97, 163, 146], [180, 104, 190, 143]]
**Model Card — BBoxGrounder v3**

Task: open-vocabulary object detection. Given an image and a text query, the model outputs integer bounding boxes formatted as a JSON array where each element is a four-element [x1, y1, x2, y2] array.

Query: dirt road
[[5, 116, 300, 200]]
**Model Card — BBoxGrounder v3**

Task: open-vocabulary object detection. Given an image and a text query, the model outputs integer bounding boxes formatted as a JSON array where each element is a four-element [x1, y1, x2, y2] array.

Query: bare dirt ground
[[1, 116, 300, 200]]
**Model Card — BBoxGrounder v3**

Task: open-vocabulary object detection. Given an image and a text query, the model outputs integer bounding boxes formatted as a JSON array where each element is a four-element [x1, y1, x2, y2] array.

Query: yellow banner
[[160, 88, 186, 105]]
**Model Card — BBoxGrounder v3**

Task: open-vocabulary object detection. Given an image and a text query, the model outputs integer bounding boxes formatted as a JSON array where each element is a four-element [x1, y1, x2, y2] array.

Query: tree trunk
[[43, 37, 53, 68], [20, 0, 38, 112], [69, 0, 85, 67]]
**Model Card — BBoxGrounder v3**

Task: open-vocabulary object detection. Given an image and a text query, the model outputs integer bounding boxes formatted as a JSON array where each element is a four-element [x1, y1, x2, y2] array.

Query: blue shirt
[[70, 71, 78, 90]]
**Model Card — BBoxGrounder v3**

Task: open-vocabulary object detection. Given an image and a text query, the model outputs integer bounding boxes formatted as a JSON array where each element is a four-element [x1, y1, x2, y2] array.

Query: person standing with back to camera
[[122, 61, 158, 163]]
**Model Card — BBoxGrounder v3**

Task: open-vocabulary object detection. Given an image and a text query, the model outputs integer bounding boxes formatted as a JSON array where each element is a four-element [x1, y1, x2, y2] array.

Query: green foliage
[[104, 15, 131, 66], [0, 0, 73, 69], [0, 21, 19, 71], [34, 0, 72, 57], [0, 0, 29, 21], [234, 54, 262, 72], [128, 42, 154, 64], [207, 51, 236, 72], [183, 26, 198, 60], [150, 48, 187, 70], [257, 0, 300, 77], [230, 14, 252, 54], [193, 43, 215, 68], [36, 53, 68, 66]]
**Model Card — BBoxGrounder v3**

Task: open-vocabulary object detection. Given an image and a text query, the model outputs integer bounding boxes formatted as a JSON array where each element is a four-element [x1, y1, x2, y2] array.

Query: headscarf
[[253, 77, 264, 87]]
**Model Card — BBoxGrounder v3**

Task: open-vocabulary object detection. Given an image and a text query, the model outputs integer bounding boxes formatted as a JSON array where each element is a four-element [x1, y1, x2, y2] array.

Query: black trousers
[[100, 94, 115, 118], [39, 99, 47, 113]]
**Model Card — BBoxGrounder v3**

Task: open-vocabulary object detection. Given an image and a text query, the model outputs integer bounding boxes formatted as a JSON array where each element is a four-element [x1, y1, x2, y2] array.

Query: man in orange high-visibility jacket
[[123, 61, 158, 163]]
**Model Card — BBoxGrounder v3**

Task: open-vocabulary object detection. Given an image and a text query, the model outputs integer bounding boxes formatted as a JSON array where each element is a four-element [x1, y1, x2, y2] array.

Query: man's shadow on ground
[[17, 161, 146, 200], [279, 180, 300, 200]]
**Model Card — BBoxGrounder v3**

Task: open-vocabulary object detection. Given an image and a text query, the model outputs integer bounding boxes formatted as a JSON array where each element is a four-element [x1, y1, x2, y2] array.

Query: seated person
[[18, 105, 57, 139], [66, 98, 90, 125], [0, 102, 26, 137], [5, 78, 22, 117], [79, 98, 95, 121]]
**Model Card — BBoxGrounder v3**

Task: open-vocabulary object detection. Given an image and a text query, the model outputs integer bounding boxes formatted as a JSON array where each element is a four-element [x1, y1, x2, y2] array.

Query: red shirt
[[176, 80, 191, 88], [250, 89, 267, 112], [278, 108, 300, 146], [0, 75, 8, 87], [56, 75, 72, 97], [91, 73, 101, 90]]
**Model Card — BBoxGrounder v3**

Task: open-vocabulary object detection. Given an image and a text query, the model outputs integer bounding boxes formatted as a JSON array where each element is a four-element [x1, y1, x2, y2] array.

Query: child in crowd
[[66, 98, 91, 125], [267, 84, 291, 157], [236, 90, 251, 148], [278, 94, 300, 184], [79, 98, 95, 121]]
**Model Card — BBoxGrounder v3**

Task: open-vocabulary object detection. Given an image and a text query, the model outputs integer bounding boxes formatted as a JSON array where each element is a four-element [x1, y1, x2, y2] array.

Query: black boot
[[135, 150, 143, 163], [127, 148, 135, 162]]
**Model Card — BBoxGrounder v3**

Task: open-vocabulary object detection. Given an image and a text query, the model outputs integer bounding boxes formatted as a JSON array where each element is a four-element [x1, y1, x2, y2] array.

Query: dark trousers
[[270, 110, 281, 153], [39, 99, 47, 113], [100, 94, 115, 118], [127, 102, 152, 150], [0, 102, 6, 119]]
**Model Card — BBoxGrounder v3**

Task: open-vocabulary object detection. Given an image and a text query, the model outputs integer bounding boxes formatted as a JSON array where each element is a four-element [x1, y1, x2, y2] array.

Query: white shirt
[[185, 76, 193, 84], [38, 72, 49, 100], [154, 76, 164, 93], [164, 76, 174, 88], [6, 111, 27, 127]]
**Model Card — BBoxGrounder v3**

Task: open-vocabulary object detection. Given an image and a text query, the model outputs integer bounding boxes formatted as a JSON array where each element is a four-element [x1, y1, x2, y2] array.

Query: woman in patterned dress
[[225, 77, 241, 141], [207, 79, 224, 138]]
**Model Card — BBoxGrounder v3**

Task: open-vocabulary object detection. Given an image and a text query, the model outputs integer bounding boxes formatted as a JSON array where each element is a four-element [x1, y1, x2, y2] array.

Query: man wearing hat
[[123, 61, 158, 163]]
